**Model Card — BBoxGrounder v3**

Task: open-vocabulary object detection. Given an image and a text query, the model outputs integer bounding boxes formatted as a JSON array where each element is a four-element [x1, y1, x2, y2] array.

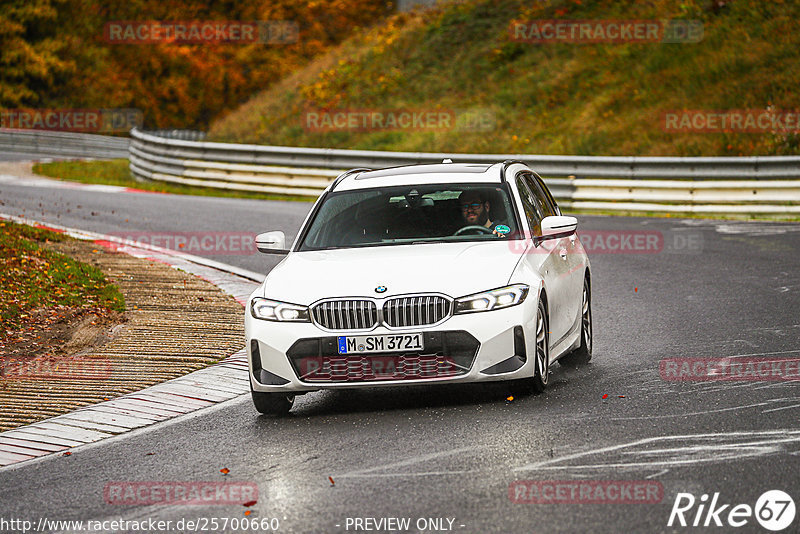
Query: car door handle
[[569, 235, 576, 247], [559, 248, 568, 260]]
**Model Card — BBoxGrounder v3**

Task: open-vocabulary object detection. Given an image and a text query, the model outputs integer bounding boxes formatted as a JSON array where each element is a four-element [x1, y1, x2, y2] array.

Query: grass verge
[[0, 220, 125, 337], [210, 0, 800, 157]]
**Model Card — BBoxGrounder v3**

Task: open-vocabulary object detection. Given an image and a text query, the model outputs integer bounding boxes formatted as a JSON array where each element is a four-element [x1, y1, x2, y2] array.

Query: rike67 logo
[[668, 490, 795, 531]]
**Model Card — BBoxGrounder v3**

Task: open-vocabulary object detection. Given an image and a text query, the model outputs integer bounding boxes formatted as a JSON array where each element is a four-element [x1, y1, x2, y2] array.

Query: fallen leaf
[[506, 396, 514, 402], [602, 394, 608, 399], [243, 500, 257, 507], [220, 468, 230, 475], [328, 476, 335, 486], [244, 510, 252, 516], [62, 451, 71, 456]]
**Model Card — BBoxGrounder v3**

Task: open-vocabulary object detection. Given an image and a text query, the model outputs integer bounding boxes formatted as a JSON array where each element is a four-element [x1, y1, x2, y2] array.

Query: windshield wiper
[[405, 238, 454, 244]]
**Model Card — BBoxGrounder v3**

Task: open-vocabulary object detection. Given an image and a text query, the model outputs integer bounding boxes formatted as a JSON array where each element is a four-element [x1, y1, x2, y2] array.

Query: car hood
[[261, 241, 523, 303]]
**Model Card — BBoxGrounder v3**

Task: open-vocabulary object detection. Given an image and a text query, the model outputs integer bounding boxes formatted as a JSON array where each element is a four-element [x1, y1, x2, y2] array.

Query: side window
[[515, 175, 543, 236], [534, 174, 561, 216], [525, 175, 556, 218]]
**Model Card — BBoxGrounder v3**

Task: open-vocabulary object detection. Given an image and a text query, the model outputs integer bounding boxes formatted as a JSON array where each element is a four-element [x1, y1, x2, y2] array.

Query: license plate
[[337, 333, 424, 354]]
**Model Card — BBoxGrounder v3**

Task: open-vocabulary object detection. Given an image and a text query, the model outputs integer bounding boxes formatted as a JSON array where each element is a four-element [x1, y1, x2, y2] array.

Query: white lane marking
[[337, 447, 478, 478], [610, 401, 774, 420], [714, 223, 800, 236], [727, 349, 800, 358], [679, 219, 800, 236], [683, 381, 759, 395], [514, 430, 800, 472], [730, 339, 760, 348], [335, 470, 480, 479], [645, 469, 670, 479], [762, 403, 800, 413], [753, 381, 800, 391], [645, 381, 755, 398]]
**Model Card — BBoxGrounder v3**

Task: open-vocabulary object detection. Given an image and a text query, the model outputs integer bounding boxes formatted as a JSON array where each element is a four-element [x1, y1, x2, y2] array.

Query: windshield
[[298, 183, 520, 251]]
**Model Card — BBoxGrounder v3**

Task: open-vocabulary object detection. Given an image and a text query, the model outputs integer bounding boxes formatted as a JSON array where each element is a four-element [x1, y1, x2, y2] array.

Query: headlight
[[251, 297, 310, 322], [454, 284, 529, 314]]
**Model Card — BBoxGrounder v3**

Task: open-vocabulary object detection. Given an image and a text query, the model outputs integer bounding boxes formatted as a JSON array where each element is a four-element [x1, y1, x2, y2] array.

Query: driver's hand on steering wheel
[[454, 225, 506, 238]]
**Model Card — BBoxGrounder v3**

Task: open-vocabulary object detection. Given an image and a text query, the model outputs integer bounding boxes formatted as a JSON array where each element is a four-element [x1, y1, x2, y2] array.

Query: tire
[[530, 297, 550, 393], [559, 277, 592, 367], [251, 390, 294, 416], [509, 298, 549, 396]]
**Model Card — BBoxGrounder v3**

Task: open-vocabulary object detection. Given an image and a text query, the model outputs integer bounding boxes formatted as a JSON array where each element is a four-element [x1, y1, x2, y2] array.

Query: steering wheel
[[454, 225, 495, 236]]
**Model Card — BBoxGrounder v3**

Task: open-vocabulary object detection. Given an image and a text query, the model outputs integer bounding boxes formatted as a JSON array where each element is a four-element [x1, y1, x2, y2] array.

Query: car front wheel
[[530, 298, 550, 393], [559, 277, 592, 367]]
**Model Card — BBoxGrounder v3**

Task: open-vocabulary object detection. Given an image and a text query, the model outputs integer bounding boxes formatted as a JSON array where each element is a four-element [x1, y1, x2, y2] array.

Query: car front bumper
[[246, 291, 541, 393]]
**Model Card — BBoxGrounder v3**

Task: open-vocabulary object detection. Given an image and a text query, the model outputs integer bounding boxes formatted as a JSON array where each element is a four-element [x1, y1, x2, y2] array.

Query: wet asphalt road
[[1, 176, 799, 534]]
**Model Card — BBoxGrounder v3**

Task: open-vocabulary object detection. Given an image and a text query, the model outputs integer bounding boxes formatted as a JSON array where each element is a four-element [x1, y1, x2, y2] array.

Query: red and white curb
[[0, 214, 263, 468]]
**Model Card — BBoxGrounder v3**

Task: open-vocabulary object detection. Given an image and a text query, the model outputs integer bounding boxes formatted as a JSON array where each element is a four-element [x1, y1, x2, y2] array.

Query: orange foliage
[[2, 0, 392, 129]]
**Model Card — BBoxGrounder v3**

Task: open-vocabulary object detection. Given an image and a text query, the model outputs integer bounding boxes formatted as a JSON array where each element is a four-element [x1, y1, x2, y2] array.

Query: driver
[[458, 190, 509, 237]]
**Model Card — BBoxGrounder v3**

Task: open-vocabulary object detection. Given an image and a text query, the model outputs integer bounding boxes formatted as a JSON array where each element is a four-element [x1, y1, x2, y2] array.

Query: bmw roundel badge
[[375, 285, 387, 293]]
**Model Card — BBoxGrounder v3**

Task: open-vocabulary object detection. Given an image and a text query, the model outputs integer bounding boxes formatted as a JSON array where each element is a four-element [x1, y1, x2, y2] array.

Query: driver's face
[[460, 195, 488, 225]]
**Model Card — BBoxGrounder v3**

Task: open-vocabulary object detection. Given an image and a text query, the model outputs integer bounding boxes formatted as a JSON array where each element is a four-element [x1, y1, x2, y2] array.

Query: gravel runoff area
[[0, 232, 246, 431]]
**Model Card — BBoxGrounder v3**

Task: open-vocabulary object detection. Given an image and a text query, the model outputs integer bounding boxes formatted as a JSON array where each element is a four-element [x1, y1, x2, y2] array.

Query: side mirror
[[256, 231, 289, 254], [538, 216, 578, 242]]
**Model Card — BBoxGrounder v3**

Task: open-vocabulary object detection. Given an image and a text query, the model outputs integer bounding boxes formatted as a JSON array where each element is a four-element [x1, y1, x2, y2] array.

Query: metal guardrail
[[129, 128, 800, 214], [0, 129, 129, 159], [142, 129, 207, 141]]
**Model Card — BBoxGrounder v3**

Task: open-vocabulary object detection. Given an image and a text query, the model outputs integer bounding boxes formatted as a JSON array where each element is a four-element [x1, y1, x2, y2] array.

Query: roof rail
[[330, 167, 372, 191], [500, 160, 526, 182]]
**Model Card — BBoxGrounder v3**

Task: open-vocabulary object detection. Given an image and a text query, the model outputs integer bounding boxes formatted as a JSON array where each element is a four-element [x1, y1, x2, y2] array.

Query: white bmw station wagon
[[246, 161, 592, 415]]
